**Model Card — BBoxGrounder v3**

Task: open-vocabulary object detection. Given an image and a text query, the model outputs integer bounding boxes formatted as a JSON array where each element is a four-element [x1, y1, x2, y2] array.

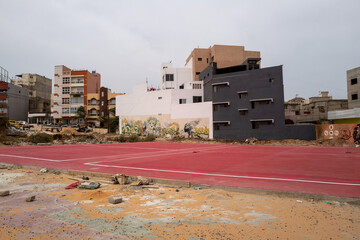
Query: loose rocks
[[108, 195, 123, 204], [26, 196, 35, 202], [0, 190, 10, 196]]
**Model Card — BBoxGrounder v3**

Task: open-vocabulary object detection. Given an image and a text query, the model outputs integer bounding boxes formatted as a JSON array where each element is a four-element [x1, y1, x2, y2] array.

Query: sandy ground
[[0, 167, 359, 240]]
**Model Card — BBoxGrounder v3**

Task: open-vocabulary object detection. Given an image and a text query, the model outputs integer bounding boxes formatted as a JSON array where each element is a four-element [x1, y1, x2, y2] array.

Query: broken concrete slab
[[0, 190, 10, 196], [26, 196, 35, 202], [40, 168, 48, 173], [108, 195, 123, 204]]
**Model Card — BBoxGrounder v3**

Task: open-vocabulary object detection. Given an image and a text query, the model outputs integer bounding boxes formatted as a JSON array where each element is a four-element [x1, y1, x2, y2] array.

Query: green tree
[[76, 106, 86, 124]]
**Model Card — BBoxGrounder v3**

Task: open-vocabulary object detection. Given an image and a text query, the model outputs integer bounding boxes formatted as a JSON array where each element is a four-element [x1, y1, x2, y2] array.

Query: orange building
[[185, 45, 261, 81]]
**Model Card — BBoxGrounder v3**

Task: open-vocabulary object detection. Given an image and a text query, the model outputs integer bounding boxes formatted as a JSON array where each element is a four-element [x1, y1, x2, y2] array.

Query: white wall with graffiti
[[116, 83, 212, 139]]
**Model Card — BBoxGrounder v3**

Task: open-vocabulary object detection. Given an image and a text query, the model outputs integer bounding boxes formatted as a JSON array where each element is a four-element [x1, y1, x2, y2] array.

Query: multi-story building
[[0, 81, 29, 121], [87, 87, 123, 127], [51, 65, 101, 124], [202, 60, 314, 140], [285, 92, 348, 124], [185, 45, 261, 81], [11, 73, 52, 124], [347, 66, 360, 109]]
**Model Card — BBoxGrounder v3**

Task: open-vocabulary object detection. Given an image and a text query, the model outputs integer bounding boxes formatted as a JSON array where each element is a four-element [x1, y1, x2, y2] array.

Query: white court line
[[82, 145, 231, 164], [0, 154, 60, 162], [84, 163, 360, 187]]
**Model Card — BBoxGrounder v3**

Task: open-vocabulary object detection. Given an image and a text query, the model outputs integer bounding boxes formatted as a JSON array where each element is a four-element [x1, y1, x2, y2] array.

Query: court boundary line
[[84, 162, 360, 187]]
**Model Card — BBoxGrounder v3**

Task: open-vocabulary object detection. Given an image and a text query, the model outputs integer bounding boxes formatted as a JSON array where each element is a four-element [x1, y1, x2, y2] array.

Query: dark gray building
[[202, 59, 314, 140], [0, 81, 29, 121]]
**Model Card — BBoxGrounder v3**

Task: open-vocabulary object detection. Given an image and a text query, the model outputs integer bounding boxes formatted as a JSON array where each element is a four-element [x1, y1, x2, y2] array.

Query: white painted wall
[[161, 62, 193, 90], [116, 83, 212, 138]]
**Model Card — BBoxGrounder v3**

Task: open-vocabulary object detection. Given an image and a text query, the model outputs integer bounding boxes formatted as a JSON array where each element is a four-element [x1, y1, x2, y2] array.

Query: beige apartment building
[[185, 45, 261, 81], [52, 65, 101, 124], [87, 87, 123, 127], [347, 66, 360, 109]]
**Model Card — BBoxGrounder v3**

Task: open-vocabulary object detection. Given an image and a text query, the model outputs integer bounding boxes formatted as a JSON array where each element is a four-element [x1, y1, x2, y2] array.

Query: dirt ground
[[0, 167, 359, 240]]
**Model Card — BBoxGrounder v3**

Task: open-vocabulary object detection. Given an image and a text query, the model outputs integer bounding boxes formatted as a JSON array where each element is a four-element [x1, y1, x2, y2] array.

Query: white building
[[116, 83, 212, 139], [161, 62, 202, 91]]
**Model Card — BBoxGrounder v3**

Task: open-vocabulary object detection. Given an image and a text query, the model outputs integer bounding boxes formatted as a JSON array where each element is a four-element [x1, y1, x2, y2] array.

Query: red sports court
[[0, 142, 359, 198]]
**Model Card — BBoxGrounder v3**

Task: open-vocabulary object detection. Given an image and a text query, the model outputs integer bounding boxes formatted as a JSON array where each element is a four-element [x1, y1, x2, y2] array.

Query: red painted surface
[[0, 142, 359, 198]]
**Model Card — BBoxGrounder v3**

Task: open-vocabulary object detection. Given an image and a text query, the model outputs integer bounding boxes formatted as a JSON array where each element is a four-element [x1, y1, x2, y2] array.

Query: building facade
[[51, 65, 101, 124], [116, 83, 212, 138], [347, 66, 360, 109], [285, 92, 348, 124], [185, 45, 261, 81], [202, 60, 314, 140], [0, 81, 29, 121], [87, 87, 123, 127], [11, 73, 52, 124]]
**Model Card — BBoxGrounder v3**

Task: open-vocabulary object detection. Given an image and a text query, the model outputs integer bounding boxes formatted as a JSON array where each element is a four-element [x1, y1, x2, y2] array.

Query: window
[[165, 74, 174, 81], [179, 99, 186, 104], [198, 58, 202, 61], [101, 101, 104, 106], [196, 72, 200, 75], [352, 94, 358, 100], [62, 87, 70, 94], [269, 78, 274, 83], [250, 98, 273, 109], [207, 58, 209, 63], [109, 98, 116, 105], [70, 107, 77, 114], [90, 98, 97, 105], [213, 102, 230, 112], [62, 98, 70, 104], [101, 92, 104, 97], [212, 82, 229, 93], [193, 96, 202, 103], [237, 91, 247, 99], [63, 77, 70, 84], [158, 96, 162, 100], [192, 83, 202, 89], [213, 121, 230, 130], [351, 78, 358, 85], [238, 109, 248, 116], [90, 109, 97, 116], [62, 108, 70, 114], [252, 122, 259, 129], [71, 97, 84, 104]]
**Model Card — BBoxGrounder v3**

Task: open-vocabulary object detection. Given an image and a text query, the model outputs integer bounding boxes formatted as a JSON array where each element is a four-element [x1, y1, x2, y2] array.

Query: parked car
[[8, 120, 20, 126]]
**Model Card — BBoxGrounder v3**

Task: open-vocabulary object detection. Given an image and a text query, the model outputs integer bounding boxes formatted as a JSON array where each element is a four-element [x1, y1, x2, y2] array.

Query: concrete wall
[[7, 83, 29, 121], [316, 124, 360, 144], [116, 84, 212, 138]]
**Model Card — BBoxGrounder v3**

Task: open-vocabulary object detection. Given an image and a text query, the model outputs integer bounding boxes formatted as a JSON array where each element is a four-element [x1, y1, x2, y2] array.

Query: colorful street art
[[315, 124, 360, 144], [121, 116, 209, 138]]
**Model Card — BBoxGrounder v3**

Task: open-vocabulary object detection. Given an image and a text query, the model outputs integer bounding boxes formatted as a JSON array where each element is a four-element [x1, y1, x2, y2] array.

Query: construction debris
[[0, 190, 10, 196], [108, 195, 123, 204], [112, 174, 129, 185], [132, 176, 150, 186], [78, 182, 101, 190], [245, 137, 257, 145], [25, 196, 35, 202], [60, 127, 81, 136], [65, 181, 83, 189], [40, 168, 48, 173]]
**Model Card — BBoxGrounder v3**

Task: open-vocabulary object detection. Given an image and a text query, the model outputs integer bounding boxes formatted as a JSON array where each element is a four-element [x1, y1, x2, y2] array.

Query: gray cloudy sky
[[1, 0, 359, 100]]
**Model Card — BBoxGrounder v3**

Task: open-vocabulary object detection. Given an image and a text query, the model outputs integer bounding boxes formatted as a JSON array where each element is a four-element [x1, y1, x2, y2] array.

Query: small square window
[[198, 58, 202, 61], [269, 78, 274, 83], [179, 99, 186, 104], [252, 122, 260, 129], [351, 78, 358, 85], [196, 72, 200, 75], [158, 96, 162, 100], [352, 94, 358, 100]]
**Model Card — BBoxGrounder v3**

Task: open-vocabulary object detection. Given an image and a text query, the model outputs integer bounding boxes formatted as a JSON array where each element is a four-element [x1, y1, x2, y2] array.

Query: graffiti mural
[[121, 116, 209, 138], [315, 124, 360, 144]]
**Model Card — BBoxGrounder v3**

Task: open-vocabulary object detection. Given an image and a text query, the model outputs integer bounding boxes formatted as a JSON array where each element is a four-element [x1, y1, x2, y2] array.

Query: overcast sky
[[1, 0, 359, 100]]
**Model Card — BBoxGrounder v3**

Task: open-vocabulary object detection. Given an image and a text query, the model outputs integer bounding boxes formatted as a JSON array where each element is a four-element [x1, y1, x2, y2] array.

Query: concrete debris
[[0, 190, 10, 196], [78, 182, 101, 190], [82, 176, 90, 180], [52, 170, 61, 175], [132, 176, 150, 186], [194, 187, 202, 190], [245, 137, 257, 145], [26, 196, 35, 202], [40, 168, 48, 173], [296, 200, 303, 203], [111, 174, 129, 185], [60, 127, 81, 136], [65, 181, 83, 189], [108, 195, 123, 204]]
